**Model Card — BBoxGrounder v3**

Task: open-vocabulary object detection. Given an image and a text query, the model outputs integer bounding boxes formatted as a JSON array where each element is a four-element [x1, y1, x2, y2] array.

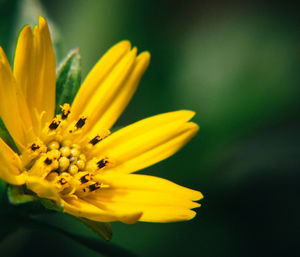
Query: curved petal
[[0, 138, 25, 185], [80, 51, 150, 141], [25, 176, 60, 202], [0, 47, 26, 149], [71, 40, 131, 118], [13, 16, 56, 128], [62, 198, 142, 224], [91, 110, 198, 174], [70, 41, 150, 138], [88, 173, 202, 222]]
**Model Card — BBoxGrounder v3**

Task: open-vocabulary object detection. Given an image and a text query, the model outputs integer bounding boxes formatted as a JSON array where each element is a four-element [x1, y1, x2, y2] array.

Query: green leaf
[[78, 217, 113, 241], [0, 118, 19, 153], [7, 186, 36, 205], [56, 48, 81, 113]]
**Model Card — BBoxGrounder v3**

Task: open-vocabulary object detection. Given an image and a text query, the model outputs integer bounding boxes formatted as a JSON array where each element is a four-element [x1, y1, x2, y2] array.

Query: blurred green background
[[0, 0, 299, 256]]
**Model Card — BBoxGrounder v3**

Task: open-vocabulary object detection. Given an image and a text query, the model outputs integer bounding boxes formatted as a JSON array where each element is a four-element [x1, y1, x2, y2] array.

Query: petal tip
[[38, 16, 47, 27], [194, 190, 204, 201], [176, 110, 196, 121], [186, 210, 197, 221], [137, 51, 151, 66], [120, 212, 143, 224], [131, 46, 138, 56], [117, 40, 132, 51], [187, 122, 200, 133], [20, 24, 32, 34]]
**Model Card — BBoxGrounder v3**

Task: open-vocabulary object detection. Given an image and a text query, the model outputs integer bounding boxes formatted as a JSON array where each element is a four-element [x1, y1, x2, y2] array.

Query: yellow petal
[[0, 138, 25, 185], [25, 176, 60, 202], [71, 46, 137, 138], [92, 111, 198, 173], [88, 173, 202, 222], [98, 173, 202, 200], [70, 40, 132, 120], [70, 41, 150, 141], [81, 47, 137, 129], [62, 198, 142, 224], [81, 51, 150, 141], [0, 47, 26, 149], [13, 17, 56, 129]]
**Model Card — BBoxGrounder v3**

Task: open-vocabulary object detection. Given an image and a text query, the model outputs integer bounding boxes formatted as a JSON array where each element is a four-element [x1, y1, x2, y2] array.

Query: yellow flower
[[0, 17, 202, 224]]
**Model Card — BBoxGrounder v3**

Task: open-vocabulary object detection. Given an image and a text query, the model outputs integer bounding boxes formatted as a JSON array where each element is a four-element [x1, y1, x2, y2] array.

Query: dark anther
[[31, 143, 40, 151], [60, 104, 71, 120], [75, 117, 87, 129], [80, 175, 89, 184], [88, 182, 101, 192], [53, 169, 60, 174], [44, 158, 52, 165], [59, 178, 67, 185], [97, 159, 108, 169], [89, 135, 101, 145], [49, 120, 61, 130], [61, 109, 71, 120], [61, 110, 70, 120]]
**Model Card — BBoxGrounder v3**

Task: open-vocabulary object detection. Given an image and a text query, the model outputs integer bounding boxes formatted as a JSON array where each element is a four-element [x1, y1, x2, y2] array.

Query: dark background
[[0, 0, 299, 256]]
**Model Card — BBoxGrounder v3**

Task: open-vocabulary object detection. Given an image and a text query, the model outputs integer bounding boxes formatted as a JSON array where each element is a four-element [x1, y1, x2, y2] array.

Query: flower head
[[0, 17, 202, 224]]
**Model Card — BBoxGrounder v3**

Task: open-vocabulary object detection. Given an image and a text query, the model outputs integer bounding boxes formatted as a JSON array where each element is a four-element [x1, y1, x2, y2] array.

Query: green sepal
[[0, 118, 19, 153], [0, 180, 7, 204], [78, 217, 113, 241], [7, 185, 62, 214], [55, 48, 81, 114], [7, 186, 37, 204], [40, 198, 64, 212]]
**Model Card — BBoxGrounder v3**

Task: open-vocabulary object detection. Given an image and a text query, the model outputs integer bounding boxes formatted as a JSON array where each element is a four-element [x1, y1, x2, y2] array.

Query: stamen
[[58, 172, 73, 187], [70, 147, 80, 157], [60, 146, 71, 157], [76, 159, 85, 170], [89, 135, 101, 145], [88, 182, 101, 192], [80, 174, 89, 184], [31, 143, 40, 151], [59, 178, 67, 185], [48, 141, 60, 150], [48, 150, 61, 160], [59, 156, 70, 172], [75, 117, 87, 129], [89, 130, 111, 146], [21, 139, 47, 168], [44, 158, 52, 165], [60, 104, 71, 119], [97, 159, 108, 169], [49, 118, 61, 130], [68, 164, 78, 175]]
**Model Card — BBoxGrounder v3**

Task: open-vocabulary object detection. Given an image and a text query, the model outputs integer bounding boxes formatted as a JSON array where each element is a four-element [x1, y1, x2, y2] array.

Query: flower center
[[20, 104, 112, 198], [47, 140, 86, 174]]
